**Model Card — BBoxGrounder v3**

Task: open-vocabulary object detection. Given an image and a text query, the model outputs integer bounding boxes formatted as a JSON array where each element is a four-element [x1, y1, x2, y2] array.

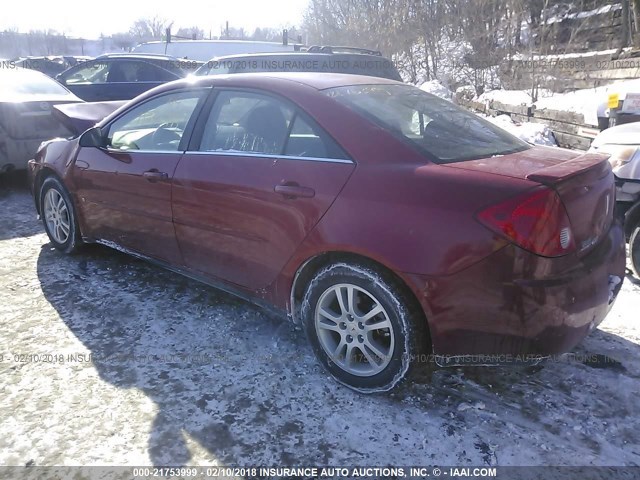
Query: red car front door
[[75, 149, 183, 263], [172, 89, 355, 291], [74, 89, 207, 264]]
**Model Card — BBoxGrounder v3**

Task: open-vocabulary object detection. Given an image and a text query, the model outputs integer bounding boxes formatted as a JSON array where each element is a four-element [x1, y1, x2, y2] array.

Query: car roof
[[206, 52, 392, 62], [190, 71, 403, 90], [95, 53, 178, 61]]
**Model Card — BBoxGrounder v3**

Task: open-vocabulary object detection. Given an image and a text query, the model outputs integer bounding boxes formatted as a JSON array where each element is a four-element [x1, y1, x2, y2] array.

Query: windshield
[[0, 68, 72, 96], [324, 84, 530, 163]]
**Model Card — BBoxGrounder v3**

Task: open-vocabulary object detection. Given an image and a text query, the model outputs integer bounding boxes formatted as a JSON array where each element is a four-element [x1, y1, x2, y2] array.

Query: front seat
[[244, 104, 288, 154]]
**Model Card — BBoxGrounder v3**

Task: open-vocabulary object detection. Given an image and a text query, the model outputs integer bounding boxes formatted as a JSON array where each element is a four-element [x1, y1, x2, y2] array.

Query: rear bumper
[[406, 221, 626, 363]]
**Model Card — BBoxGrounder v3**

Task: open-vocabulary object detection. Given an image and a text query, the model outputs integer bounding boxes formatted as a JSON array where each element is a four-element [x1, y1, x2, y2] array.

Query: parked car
[[55, 54, 192, 102], [28, 73, 625, 392], [589, 122, 640, 276], [195, 47, 402, 81], [0, 67, 81, 172]]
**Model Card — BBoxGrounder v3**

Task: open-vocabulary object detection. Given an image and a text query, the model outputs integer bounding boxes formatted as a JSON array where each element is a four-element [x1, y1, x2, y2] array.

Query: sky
[[0, 0, 309, 39]]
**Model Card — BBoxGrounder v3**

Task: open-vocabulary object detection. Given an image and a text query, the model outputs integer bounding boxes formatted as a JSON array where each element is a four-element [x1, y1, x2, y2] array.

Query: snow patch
[[419, 80, 453, 101], [483, 114, 557, 146], [477, 90, 534, 106], [546, 3, 622, 25]]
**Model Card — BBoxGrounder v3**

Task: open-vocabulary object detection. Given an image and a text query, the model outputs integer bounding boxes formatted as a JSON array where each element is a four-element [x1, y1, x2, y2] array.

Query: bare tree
[[177, 27, 205, 40], [632, 0, 640, 46], [130, 16, 173, 41], [112, 32, 136, 51]]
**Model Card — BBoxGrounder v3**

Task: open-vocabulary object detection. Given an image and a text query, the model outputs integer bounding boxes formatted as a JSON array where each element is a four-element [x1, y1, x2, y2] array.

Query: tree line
[[303, 0, 640, 89]]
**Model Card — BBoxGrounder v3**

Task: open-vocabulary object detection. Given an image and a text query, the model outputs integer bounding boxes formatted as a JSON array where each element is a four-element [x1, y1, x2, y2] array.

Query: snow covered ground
[[483, 114, 557, 146], [476, 78, 640, 127], [419, 80, 454, 100], [545, 3, 622, 25], [1, 183, 639, 469]]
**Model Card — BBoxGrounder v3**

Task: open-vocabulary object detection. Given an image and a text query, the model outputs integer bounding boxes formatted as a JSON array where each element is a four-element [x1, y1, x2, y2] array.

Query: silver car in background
[[589, 122, 640, 276], [0, 67, 81, 173]]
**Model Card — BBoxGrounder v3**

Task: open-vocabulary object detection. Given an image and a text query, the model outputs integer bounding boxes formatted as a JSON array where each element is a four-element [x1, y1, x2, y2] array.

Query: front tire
[[630, 225, 640, 279], [301, 262, 427, 393], [39, 176, 81, 254]]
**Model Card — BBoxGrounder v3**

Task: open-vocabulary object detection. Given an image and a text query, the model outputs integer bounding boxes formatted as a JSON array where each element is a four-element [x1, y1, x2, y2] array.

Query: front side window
[[63, 61, 111, 84], [324, 84, 530, 163], [199, 90, 349, 160], [107, 90, 203, 151]]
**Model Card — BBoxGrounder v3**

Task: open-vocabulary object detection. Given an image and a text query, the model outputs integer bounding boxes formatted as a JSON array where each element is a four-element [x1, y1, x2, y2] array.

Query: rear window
[[0, 68, 72, 96], [324, 84, 530, 163]]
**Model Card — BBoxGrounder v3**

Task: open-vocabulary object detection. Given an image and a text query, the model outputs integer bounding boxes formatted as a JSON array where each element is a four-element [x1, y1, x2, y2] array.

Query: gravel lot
[[1, 176, 640, 468]]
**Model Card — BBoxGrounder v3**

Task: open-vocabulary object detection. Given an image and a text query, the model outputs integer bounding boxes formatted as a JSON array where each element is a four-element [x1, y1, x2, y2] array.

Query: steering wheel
[[151, 122, 182, 146]]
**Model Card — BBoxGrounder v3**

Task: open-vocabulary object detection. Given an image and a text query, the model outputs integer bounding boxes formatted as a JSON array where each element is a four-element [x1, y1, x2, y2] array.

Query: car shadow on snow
[[36, 243, 640, 466], [0, 174, 42, 241]]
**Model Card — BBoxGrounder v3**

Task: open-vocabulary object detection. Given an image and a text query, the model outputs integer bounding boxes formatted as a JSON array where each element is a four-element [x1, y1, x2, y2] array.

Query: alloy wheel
[[43, 188, 71, 244], [314, 283, 395, 377]]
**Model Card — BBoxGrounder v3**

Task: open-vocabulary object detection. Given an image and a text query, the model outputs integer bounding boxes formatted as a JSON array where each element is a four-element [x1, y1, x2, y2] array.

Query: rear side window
[[199, 90, 349, 160], [325, 84, 530, 163], [285, 115, 348, 160], [105, 61, 178, 83], [200, 91, 294, 155]]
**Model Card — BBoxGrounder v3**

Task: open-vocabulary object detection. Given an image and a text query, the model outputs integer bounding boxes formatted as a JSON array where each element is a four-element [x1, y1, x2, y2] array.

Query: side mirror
[[79, 126, 106, 148]]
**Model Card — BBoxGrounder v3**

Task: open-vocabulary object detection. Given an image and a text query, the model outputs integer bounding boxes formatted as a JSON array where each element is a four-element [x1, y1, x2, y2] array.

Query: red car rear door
[[172, 89, 355, 291]]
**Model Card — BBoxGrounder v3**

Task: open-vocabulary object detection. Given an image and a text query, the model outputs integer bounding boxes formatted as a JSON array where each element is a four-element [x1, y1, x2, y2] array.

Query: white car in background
[[589, 122, 640, 276]]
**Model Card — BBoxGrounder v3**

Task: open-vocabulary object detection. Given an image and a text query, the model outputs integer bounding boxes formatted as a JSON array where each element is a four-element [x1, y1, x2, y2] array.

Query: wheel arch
[[289, 250, 433, 352], [33, 167, 62, 215]]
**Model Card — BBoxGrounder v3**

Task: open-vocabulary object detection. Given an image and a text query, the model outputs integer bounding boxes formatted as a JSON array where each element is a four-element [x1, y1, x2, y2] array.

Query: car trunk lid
[[447, 146, 615, 256]]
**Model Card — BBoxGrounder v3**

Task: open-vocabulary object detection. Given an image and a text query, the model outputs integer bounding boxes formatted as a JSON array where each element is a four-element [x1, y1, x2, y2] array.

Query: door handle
[[275, 183, 315, 199], [143, 170, 168, 182]]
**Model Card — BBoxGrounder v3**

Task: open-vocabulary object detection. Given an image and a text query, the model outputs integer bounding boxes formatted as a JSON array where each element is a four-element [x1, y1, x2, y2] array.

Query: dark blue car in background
[[55, 53, 195, 102]]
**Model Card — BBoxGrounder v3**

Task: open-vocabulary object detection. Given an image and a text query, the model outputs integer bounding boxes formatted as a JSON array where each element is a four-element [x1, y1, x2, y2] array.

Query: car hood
[[52, 100, 127, 135], [590, 122, 640, 148], [0, 92, 82, 103]]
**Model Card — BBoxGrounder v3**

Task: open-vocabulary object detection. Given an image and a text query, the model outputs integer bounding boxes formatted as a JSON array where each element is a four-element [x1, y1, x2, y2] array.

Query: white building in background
[[132, 40, 297, 61]]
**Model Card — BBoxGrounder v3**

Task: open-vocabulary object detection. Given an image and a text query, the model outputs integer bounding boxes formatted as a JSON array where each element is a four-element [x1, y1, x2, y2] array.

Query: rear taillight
[[476, 187, 576, 257]]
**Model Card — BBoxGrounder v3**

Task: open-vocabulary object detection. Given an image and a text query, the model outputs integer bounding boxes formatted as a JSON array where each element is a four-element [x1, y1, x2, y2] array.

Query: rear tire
[[630, 225, 640, 279], [300, 262, 428, 393], [39, 176, 81, 254]]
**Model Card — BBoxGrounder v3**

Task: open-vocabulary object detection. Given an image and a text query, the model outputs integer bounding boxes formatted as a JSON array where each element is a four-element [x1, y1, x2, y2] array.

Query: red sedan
[[28, 73, 626, 392]]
